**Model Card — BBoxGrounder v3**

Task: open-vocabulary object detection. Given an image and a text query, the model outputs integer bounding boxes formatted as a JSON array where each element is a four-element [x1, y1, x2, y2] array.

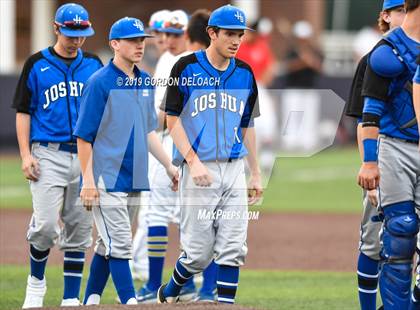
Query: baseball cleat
[[193, 292, 216, 303], [136, 285, 158, 303], [157, 284, 178, 304], [60, 298, 81, 306], [85, 294, 100, 305], [22, 275, 47, 309], [178, 285, 197, 302]]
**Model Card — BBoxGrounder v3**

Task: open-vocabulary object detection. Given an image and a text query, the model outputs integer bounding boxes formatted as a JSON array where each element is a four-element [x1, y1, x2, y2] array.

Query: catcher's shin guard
[[379, 202, 419, 310]]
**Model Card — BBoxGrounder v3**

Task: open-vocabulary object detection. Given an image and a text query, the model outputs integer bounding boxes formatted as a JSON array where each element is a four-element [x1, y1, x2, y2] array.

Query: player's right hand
[[80, 184, 99, 211], [367, 189, 378, 208], [21, 155, 40, 181], [357, 162, 380, 191], [189, 158, 212, 187]]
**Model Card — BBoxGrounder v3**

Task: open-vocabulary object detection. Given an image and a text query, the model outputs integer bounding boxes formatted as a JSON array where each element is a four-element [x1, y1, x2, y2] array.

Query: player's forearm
[[242, 127, 261, 176], [414, 83, 420, 137], [167, 115, 198, 166], [76, 138, 95, 186], [356, 123, 364, 163], [147, 131, 172, 169], [156, 110, 166, 132], [16, 112, 32, 159]]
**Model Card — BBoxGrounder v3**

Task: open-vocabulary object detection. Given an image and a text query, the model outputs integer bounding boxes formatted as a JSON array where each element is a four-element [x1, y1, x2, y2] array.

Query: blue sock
[[217, 265, 239, 304], [164, 260, 193, 297], [83, 253, 110, 304], [357, 252, 379, 310], [200, 260, 217, 295], [109, 257, 135, 304], [29, 245, 49, 281], [146, 226, 168, 291], [63, 252, 84, 300], [184, 276, 196, 290]]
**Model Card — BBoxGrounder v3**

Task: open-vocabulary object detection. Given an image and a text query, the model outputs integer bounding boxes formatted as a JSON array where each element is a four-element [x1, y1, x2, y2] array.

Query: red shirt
[[236, 36, 274, 82]]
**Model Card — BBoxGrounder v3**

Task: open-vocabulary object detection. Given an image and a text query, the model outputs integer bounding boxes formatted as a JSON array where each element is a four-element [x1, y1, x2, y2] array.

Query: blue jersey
[[74, 60, 158, 192], [362, 27, 419, 141], [414, 55, 420, 84], [12, 47, 103, 143], [164, 50, 260, 165]]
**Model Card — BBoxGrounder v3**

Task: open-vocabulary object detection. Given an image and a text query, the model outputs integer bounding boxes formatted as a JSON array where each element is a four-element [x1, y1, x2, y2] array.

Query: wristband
[[363, 139, 378, 162]]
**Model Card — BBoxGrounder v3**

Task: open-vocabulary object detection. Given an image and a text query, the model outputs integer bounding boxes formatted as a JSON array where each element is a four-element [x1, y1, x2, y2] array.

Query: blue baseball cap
[[55, 3, 94, 37], [109, 17, 153, 40], [208, 5, 253, 31], [382, 0, 405, 10]]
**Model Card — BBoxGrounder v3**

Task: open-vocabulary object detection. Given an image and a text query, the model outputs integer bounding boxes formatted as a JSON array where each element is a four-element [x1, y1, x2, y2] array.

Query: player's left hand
[[358, 162, 380, 190], [166, 165, 179, 191], [248, 173, 263, 205]]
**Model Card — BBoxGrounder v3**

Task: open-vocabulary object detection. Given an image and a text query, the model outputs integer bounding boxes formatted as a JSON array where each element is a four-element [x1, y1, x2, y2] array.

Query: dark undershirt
[[49, 46, 76, 66]]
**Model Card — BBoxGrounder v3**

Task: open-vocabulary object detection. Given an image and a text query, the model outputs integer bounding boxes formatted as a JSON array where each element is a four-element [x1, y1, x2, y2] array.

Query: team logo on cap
[[73, 14, 82, 24], [133, 20, 144, 31], [234, 11, 244, 23]]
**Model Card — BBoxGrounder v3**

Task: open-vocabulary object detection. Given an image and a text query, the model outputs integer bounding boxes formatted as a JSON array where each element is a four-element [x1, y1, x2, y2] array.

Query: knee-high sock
[[163, 260, 193, 297], [146, 226, 168, 291], [63, 251, 84, 300], [217, 265, 239, 304], [29, 245, 49, 281], [200, 260, 217, 295], [83, 253, 110, 304], [357, 252, 379, 310], [109, 258, 136, 304]]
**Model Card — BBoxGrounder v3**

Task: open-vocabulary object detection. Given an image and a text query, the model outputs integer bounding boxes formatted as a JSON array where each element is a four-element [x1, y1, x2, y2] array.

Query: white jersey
[[149, 50, 193, 184]]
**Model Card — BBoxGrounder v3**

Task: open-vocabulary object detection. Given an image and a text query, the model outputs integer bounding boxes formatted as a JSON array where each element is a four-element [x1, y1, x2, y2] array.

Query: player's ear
[[206, 26, 218, 40], [109, 39, 119, 52], [53, 23, 60, 36], [381, 10, 391, 24]]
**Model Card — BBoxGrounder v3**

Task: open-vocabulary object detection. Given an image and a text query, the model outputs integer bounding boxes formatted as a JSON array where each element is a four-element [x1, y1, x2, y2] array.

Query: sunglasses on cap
[[55, 20, 91, 30]]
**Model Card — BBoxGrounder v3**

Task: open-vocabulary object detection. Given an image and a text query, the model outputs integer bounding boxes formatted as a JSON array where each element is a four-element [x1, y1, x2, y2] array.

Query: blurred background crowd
[[0, 0, 387, 150]]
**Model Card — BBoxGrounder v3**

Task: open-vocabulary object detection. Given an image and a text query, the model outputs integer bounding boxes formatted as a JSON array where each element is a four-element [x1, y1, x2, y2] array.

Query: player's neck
[[187, 42, 206, 52], [401, 9, 420, 42], [53, 42, 78, 58], [113, 55, 135, 78], [205, 47, 230, 71]]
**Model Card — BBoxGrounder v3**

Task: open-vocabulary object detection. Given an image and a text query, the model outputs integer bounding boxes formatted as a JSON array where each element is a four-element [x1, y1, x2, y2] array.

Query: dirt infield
[[0, 209, 361, 271]]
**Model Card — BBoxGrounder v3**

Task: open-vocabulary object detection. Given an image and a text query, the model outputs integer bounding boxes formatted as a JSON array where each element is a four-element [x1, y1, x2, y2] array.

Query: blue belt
[[39, 142, 78, 154]]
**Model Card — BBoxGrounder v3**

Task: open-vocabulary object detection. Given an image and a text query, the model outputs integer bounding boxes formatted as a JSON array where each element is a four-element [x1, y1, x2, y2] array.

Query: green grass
[[0, 265, 360, 310], [259, 147, 361, 213], [1, 147, 362, 213]]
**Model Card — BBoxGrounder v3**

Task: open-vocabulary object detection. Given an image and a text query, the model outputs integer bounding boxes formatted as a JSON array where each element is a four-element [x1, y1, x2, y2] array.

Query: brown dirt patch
[[0, 209, 360, 271]]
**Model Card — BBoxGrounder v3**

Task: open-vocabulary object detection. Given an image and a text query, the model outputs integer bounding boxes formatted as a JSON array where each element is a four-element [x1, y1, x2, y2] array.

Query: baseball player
[[74, 16, 178, 305], [157, 4, 262, 304], [12, 3, 102, 308], [357, 0, 419, 308], [410, 53, 420, 310], [130, 9, 171, 283], [136, 9, 218, 303], [345, 1, 405, 309]]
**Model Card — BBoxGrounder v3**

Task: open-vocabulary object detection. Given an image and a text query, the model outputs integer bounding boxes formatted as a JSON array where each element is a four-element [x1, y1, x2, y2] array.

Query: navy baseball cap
[[208, 5, 253, 31], [109, 17, 154, 40], [382, 0, 404, 10], [55, 3, 94, 37]]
